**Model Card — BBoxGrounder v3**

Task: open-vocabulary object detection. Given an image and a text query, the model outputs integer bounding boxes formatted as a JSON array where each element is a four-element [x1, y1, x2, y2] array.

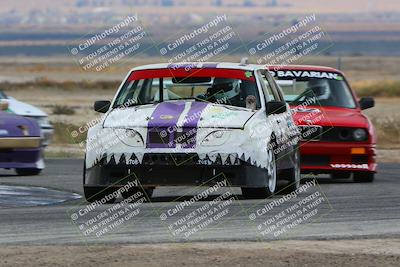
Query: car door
[[258, 70, 297, 164], [258, 70, 286, 144]]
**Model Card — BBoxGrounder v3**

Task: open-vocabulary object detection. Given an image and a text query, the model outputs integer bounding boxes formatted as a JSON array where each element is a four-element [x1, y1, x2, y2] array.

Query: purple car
[[0, 110, 44, 175]]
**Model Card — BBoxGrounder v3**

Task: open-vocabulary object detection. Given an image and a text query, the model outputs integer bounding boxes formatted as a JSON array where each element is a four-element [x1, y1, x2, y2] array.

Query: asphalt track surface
[[0, 159, 399, 245]]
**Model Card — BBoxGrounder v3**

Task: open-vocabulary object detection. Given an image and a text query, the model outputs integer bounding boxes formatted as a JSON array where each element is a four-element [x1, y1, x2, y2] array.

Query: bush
[[52, 105, 75, 115], [371, 116, 400, 147], [52, 122, 87, 144], [0, 80, 120, 91]]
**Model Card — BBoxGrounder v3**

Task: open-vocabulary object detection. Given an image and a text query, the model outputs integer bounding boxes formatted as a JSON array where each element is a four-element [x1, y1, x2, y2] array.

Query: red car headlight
[[353, 128, 368, 141]]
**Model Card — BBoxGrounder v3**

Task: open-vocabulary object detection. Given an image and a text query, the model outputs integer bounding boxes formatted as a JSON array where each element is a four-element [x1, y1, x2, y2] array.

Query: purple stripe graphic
[[146, 102, 186, 148], [181, 102, 208, 148]]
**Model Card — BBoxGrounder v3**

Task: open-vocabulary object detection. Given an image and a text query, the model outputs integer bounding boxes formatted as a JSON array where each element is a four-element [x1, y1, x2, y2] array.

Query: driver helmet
[[210, 78, 241, 100], [307, 79, 330, 100]]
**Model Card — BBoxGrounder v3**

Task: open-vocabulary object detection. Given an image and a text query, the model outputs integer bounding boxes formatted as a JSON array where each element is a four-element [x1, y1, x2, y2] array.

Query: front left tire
[[83, 156, 117, 203], [15, 168, 42, 176], [84, 186, 117, 203]]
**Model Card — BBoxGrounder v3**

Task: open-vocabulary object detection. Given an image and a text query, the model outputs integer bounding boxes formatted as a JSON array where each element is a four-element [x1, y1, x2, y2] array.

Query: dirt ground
[[0, 239, 399, 267], [377, 149, 400, 163]]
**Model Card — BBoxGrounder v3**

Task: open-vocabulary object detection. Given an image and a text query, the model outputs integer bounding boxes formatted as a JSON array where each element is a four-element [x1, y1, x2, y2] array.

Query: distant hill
[[1, 0, 400, 14], [1, 0, 400, 56]]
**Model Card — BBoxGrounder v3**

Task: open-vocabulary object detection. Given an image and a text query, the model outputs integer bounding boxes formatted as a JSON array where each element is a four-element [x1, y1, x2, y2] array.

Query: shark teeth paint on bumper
[[91, 152, 254, 167], [86, 103, 273, 170]]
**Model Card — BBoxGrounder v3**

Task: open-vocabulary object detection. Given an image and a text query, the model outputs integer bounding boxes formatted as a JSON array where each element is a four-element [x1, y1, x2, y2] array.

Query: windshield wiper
[[166, 97, 205, 102], [113, 102, 154, 109], [113, 98, 205, 109]]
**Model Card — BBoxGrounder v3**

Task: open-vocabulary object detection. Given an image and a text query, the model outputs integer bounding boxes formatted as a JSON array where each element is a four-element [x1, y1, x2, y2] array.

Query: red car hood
[[291, 106, 369, 128]]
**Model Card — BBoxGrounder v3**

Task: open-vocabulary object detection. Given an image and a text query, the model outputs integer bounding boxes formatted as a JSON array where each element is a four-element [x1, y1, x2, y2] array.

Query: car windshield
[[274, 73, 356, 108], [113, 68, 261, 109]]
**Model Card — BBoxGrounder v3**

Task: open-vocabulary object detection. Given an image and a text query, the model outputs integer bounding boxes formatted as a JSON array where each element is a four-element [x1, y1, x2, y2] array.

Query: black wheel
[[331, 172, 351, 179], [83, 155, 117, 203], [277, 147, 300, 194], [242, 148, 277, 199], [121, 187, 154, 201], [15, 168, 41, 176], [84, 186, 117, 203], [353, 172, 374, 183]]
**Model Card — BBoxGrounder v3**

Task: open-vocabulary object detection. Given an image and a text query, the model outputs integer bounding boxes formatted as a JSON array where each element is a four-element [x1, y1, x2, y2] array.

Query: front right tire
[[241, 148, 277, 199], [277, 147, 301, 194]]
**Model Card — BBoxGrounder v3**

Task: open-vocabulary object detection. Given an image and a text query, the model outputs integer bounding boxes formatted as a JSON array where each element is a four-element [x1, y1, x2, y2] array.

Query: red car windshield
[[273, 71, 356, 109], [113, 68, 261, 109]]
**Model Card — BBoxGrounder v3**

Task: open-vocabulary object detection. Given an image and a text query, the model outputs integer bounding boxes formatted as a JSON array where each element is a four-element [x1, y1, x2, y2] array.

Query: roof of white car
[[131, 62, 264, 72]]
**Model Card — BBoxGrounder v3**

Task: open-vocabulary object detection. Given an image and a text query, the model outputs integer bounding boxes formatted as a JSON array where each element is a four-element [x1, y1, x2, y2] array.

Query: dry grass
[[51, 122, 86, 145], [51, 105, 76, 115], [363, 98, 400, 147], [352, 80, 400, 97], [2, 56, 400, 83], [299, 56, 400, 82], [371, 116, 400, 146], [0, 79, 119, 91]]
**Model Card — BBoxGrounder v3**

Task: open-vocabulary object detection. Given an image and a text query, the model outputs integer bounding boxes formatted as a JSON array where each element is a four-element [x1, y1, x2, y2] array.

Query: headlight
[[34, 116, 50, 127], [201, 130, 230, 146], [114, 128, 144, 147], [353, 128, 368, 141]]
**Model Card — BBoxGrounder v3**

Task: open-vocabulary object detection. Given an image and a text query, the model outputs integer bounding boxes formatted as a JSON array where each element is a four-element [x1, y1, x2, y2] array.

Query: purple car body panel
[[146, 101, 186, 148], [146, 101, 209, 149], [0, 111, 42, 169]]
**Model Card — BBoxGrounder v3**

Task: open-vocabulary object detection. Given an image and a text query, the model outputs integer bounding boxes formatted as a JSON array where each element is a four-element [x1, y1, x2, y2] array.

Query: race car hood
[[5, 97, 48, 117], [103, 101, 256, 129], [291, 106, 369, 128]]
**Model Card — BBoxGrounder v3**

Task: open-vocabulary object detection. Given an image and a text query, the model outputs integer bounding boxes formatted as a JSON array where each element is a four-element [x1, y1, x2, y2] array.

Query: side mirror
[[94, 100, 111, 113], [0, 100, 9, 111], [266, 101, 287, 115], [359, 97, 374, 110]]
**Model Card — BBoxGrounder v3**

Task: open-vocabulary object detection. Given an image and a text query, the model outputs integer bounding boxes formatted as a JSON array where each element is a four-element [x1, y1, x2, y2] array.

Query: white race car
[[84, 62, 300, 202]]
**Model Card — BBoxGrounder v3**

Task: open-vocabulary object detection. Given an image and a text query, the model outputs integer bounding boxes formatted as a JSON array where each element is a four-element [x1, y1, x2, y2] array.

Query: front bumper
[[300, 141, 376, 173], [85, 153, 269, 188], [0, 137, 41, 148], [0, 148, 43, 169]]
